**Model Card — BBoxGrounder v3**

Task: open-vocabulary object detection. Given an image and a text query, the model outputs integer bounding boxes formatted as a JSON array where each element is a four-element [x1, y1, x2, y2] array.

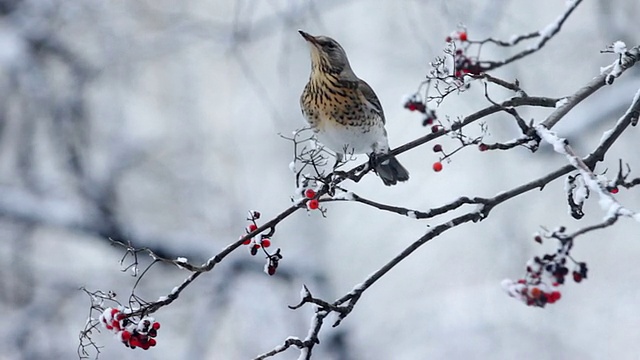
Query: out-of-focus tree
[[1, 1, 639, 360]]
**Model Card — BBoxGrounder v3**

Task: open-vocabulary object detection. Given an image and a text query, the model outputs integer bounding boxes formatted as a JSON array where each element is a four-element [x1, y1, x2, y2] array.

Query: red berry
[[454, 70, 462, 78], [268, 265, 276, 276], [251, 211, 261, 219], [445, 36, 452, 42], [305, 189, 316, 199], [308, 199, 319, 210], [548, 291, 561, 303], [129, 337, 140, 347], [517, 279, 526, 284], [149, 338, 157, 347], [152, 322, 160, 330], [431, 125, 440, 133], [407, 103, 417, 111], [110, 308, 119, 316], [261, 239, 271, 248], [423, 117, 434, 126], [250, 245, 259, 256], [478, 143, 489, 152], [432, 144, 442, 152], [242, 238, 251, 245], [121, 331, 131, 342], [248, 224, 258, 232], [459, 32, 468, 41], [534, 235, 542, 244], [432, 162, 443, 172], [573, 272, 583, 283], [610, 187, 619, 194]]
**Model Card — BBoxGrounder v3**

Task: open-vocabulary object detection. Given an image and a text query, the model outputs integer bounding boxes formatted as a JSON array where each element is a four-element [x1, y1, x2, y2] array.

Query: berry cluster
[[445, 31, 483, 79], [453, 48, 482, 79], [502, 232, 588, 308], [403, 97, 439, 127], [241, 211, 272, 254], [304, 188, 320, 210], [403, 97, 426, 113], [99, 307, 160, 350], [240, 210, 282, 276]]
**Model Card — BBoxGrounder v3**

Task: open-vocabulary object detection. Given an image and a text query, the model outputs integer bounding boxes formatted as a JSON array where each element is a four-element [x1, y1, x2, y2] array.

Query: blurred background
[[1, 0, 639, 359]]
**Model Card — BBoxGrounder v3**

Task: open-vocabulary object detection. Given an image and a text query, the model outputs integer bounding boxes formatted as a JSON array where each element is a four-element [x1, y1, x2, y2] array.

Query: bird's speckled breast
[[300, 76, 388, 154]]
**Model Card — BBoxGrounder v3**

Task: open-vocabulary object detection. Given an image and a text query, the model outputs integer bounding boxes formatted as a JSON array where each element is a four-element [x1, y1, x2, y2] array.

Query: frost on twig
[[80, 1, 640, 357]]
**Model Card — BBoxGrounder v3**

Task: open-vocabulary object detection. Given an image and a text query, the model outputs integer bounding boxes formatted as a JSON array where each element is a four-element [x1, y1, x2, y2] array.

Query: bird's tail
[[375, 155, 410, 186]]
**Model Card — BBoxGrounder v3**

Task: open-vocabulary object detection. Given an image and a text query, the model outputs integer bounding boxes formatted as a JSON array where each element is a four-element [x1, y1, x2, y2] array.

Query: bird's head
[[299, 30, 353, 76]]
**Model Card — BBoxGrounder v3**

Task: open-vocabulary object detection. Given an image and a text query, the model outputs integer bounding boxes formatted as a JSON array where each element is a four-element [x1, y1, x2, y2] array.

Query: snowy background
[[1, 0, 639, 359]]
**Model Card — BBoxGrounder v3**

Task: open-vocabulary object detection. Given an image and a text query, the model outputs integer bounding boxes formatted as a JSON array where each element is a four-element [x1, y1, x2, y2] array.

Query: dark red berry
[[129, 337, 140, 348], [432, 144, 442, 152], [573, 272, 583, 283]]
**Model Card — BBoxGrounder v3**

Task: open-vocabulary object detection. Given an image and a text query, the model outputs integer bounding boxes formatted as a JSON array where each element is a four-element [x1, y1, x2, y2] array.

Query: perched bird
[[299, 30, 409, 186]]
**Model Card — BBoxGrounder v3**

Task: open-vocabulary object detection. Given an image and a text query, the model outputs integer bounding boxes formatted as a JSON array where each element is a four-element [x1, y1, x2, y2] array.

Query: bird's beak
[[299, 30, 319, 45]]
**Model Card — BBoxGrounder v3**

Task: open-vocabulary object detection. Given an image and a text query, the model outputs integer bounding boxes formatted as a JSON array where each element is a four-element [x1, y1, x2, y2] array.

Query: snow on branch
[[79, 1, 640, 357], [477, 0, 583, 70]]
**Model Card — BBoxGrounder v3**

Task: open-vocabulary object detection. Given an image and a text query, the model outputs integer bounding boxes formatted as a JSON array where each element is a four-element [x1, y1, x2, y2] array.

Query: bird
[[298, 30, 409, 186]]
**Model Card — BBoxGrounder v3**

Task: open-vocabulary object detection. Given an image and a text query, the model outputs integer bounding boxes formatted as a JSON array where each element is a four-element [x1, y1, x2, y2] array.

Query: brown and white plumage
[[299, 30, 409, 186]]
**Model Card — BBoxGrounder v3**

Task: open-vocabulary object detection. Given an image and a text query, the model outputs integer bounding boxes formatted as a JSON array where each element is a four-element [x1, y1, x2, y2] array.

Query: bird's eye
[[324, 42, 336, 49]]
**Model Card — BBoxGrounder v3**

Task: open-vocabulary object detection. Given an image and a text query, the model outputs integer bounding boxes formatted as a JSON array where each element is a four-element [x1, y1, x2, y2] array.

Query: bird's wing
[[357, 79, 386, 124]]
